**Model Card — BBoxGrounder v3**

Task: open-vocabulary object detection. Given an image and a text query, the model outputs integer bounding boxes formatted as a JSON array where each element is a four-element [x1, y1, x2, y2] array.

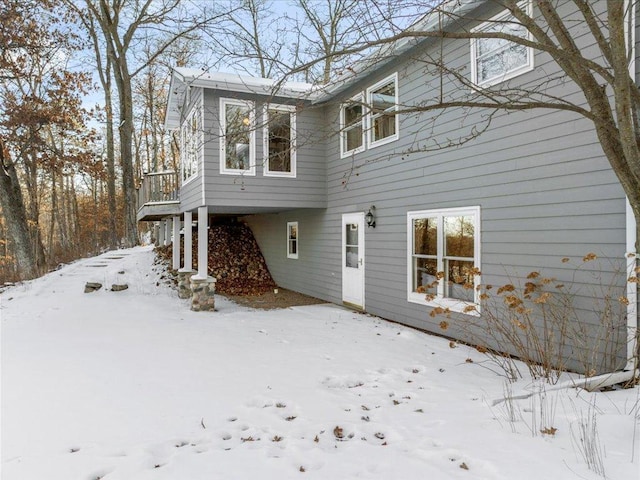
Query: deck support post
[[172, 215, 180, 271], [158, 220, 166, 246], [177, 211, 195, 299], [164, 218, 172, 247], [190, 206, 216, 311]]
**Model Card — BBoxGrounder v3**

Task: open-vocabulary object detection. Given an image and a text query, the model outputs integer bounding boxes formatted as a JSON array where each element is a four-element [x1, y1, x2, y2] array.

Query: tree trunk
[[0, 140, 46, 279], [104, 77, 119, 248], [115, 67, 138, 247]]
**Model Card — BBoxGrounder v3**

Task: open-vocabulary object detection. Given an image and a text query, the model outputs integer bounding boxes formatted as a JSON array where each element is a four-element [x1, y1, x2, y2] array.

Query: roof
[[165, 69, 320, 130], [165, 0, 484, 128]]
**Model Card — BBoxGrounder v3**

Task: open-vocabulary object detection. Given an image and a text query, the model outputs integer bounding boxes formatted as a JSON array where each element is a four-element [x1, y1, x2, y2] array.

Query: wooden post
[[190, 206, 216, 311], [164, 218, 171, 247], [172, 215, 180, 271], [158, 220, 165, 246], [197, 206, 208, 279], [182, 210, 193, 272]]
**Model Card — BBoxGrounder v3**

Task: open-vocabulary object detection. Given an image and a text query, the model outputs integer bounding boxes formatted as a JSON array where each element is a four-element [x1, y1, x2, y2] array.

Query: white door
[[342, 212, 365, 309]]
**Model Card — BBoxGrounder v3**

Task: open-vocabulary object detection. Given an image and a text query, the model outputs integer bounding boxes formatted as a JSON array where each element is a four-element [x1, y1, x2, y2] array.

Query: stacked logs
[[206, 222, 276, 295], [156, 221, 277, 296]]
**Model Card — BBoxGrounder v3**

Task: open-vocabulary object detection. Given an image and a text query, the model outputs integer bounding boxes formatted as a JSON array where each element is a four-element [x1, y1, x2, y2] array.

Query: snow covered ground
[[1, 246, 638, 480]]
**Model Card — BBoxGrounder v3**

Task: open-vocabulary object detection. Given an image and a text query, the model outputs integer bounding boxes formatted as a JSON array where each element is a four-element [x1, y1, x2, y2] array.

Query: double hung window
[[471, 2, 533, 86], [408, 207, 481, 314], [220, 99, 255, 175], [264, 105, 296, 177], [340, 93, 365, 157], [338, 72, 399, 156], [180, 106, 201, 184], [367, 73, 398, 147]]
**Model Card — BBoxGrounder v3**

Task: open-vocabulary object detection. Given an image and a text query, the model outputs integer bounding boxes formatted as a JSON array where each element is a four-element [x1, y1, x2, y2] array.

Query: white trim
[[470, 1, 534, 87], [407, 206, 481, 316], [219, 98, 256, 176], [182, 210, 193, 272], [342, 212, 366, 309], [197, 206, 208, 278], [263, 104, 297, 178], [287, 221, 299, 259], [340, 92, 366, 158], [366, 73, 399, 148], [180, 98, 203, 185]]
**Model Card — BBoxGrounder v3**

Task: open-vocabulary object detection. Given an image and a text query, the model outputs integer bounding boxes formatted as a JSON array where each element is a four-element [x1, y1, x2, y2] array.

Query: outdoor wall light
[[365, 205, 376, 228]]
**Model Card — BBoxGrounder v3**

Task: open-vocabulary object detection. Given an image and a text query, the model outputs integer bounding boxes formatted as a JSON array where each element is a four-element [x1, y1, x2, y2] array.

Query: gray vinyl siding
[[244, 210, 341, 303], [196, 89, 326, 212], [169, 1, 632, 374], [244, 1, 629, 374]]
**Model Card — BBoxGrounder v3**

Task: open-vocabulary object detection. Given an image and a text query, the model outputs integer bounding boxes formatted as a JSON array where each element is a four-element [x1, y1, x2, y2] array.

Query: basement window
[[287, 222, 298, 259]]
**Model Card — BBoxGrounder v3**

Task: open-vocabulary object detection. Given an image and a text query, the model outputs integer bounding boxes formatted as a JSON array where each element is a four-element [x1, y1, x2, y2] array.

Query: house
[[138, 0, 638, 377]]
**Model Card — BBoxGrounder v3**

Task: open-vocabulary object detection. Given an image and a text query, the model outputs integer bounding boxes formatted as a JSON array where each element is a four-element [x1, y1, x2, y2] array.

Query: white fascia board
[[174, 68, 319, 99]]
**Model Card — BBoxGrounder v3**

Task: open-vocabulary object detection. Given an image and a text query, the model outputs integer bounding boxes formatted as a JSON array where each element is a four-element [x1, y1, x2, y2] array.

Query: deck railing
[[138, 171, 179, 207]]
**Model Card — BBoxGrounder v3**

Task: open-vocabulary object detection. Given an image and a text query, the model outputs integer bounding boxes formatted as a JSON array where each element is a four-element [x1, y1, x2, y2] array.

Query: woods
[[2, 0, 640, 283]]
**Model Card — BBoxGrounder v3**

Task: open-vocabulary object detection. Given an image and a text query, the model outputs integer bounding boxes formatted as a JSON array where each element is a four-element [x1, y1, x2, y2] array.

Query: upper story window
[[340, 93, 365, 157], [220, 98, 255, 175], [407, 206, 481, 315], [367, 73, 399, 147], [470, 2, 534, 86], [180, 105, 201, 184], [264, 105, 296, 177]]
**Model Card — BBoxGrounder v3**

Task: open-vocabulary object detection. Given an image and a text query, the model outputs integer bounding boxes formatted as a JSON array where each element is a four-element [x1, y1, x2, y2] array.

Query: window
[[180, 105, 201, 184], [470, 2, 534, 86], [407, 207, 481, 314], [367, 73, 398, 147], [264, 105, 296, 177], [340, 93, 365, 157], [287, 222, 298, 259], [220, 98, 255, 175]]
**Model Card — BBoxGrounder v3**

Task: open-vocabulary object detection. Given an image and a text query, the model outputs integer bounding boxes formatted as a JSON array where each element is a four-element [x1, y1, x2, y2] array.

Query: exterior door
[[342, 212, 365, 309]]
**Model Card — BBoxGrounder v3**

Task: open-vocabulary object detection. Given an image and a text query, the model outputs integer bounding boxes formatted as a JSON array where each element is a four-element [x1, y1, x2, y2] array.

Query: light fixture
[[365, 205, 376, 228]]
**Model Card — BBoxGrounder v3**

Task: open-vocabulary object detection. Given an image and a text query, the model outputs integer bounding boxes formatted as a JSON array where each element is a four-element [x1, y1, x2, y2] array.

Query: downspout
[[624, 199, 638, 373]]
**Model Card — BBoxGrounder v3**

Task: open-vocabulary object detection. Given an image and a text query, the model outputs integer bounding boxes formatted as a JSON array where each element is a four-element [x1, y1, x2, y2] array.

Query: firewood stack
[[155, 221, 277, 296], [205, 223, 276, 295]]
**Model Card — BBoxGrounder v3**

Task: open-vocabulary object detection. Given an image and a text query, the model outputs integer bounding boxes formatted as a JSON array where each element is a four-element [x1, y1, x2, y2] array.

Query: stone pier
[[190, 276, 216, 311], [177, 270, 195, 299]]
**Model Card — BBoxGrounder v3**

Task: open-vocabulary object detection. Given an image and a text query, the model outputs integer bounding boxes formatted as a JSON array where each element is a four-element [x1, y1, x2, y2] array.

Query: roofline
[[164, 0, 485, 127], [312, 0, 483, 103]]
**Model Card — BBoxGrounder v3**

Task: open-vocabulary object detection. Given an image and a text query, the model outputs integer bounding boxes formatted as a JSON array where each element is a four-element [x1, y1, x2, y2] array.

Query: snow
[[1, 246, 639, 480]]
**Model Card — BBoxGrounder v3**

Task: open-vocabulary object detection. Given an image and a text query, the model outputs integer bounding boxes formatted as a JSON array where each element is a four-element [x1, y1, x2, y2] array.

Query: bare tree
[[70, 0, 226, 247], [294, 0, 640, 249], [296, 0, 371, 83], [0, 0, 90, 279], [204, 0, 286, 79]]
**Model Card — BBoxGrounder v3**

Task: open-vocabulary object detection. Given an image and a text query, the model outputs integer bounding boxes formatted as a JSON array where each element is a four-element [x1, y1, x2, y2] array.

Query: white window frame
[[407, 206, 481, 316], [180, 102, 202, 185], [340, 92, 366, 158], [287, 221, 298, 259], [366, 72, 399, 148], [220, 98, 256, 176], [470, 1, 534, 87], [263, 104, 297, 178]]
